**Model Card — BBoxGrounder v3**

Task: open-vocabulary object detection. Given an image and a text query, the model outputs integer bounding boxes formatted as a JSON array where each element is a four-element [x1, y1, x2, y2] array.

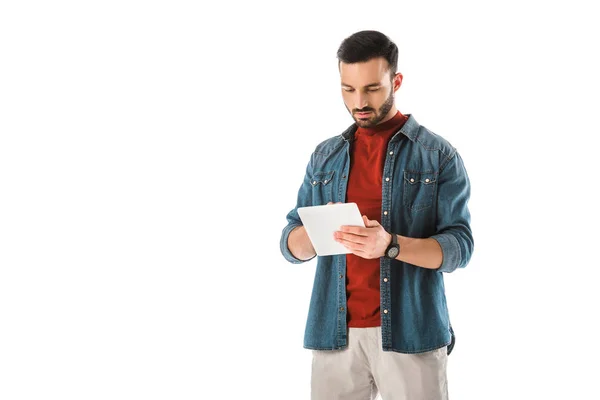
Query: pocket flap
[[403, 171, 437, 185], [311, 171, 335, 186]]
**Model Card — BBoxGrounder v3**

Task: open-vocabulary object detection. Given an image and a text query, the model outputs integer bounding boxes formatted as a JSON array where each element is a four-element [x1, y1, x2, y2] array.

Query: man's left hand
[[334, 215, 392, 259]]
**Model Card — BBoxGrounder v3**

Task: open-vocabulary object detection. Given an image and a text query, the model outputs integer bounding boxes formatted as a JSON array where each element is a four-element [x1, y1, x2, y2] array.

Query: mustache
[[353, 108, 374, 113]]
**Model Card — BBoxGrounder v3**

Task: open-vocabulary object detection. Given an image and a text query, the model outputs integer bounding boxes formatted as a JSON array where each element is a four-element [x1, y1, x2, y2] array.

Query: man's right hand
[[288, 225, 316, 261], [288, 203, 343, 261]]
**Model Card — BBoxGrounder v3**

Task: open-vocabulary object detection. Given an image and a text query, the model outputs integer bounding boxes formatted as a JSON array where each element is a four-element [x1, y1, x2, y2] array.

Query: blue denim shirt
[[280, 114, 473, 354]]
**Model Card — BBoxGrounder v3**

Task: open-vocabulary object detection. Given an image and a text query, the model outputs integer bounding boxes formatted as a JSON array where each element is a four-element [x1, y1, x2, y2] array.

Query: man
[[280, 30, 473, 400]]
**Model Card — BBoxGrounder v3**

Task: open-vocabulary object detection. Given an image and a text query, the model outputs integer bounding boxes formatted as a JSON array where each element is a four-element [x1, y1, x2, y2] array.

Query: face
[[340, 57, 402, 128]]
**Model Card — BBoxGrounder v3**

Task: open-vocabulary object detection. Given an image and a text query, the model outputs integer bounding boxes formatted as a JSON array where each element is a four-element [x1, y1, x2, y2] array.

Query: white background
[[1, 1, 599, 399]]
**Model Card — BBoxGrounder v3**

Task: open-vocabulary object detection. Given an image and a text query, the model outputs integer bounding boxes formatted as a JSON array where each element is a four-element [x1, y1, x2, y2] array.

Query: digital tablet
[[297, 202, 365, 256]]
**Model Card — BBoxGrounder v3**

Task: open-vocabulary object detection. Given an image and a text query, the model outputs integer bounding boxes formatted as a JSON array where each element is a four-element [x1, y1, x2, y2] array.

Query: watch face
[[388, 247, 399, 258]]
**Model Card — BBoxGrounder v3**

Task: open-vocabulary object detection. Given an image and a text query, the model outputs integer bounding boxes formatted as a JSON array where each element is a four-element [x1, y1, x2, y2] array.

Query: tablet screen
[[297, 203, 365, 256]]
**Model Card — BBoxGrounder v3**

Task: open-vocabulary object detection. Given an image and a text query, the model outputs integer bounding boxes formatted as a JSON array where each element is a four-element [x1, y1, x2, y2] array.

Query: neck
[[378, 106, 399, 125]]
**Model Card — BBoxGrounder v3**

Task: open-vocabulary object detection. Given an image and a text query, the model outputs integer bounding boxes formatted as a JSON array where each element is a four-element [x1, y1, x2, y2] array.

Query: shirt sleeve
[[430, 150, 474, 273], [280, 153, 317, 264]]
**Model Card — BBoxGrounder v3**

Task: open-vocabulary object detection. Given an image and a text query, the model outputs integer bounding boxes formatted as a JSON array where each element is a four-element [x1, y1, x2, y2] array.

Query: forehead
[[339, 57, 391, 86]]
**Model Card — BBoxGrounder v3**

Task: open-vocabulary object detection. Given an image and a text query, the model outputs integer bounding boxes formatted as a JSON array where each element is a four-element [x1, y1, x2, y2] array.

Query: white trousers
[[311, 327, 448, 400]]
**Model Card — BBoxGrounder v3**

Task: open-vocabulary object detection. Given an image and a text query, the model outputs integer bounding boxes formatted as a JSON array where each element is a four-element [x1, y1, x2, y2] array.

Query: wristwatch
[[384, 231, 400, 259]]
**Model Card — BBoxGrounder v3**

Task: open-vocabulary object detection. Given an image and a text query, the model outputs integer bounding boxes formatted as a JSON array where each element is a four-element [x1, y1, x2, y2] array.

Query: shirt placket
[[336, 141, 351, 348], [380, 139, 398, 350]]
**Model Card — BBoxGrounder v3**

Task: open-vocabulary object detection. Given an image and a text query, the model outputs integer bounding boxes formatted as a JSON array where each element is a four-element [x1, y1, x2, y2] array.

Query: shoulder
[[312, 124, 354, 156], [406, 115, 457, 161]]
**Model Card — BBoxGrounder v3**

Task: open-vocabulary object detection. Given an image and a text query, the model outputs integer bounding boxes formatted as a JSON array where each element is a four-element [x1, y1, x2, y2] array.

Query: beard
[[349, 88, 395, 128]]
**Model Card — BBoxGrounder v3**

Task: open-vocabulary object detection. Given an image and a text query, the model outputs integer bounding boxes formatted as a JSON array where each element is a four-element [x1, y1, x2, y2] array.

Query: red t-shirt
[[346, 111, 408, 327]]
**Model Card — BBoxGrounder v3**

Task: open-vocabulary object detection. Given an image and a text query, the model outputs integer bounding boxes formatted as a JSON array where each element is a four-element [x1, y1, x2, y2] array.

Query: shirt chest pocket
[[310, 171, 335, 205], [403, 171, 437, 212]]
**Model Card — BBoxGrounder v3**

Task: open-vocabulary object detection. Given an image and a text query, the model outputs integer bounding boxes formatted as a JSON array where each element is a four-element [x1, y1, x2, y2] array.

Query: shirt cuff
[[431, 233, 461, 273], [280, 224, 314, 264]]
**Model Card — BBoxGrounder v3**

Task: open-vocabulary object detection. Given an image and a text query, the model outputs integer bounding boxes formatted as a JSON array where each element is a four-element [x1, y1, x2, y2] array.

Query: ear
[[393, 73, 403, 92]]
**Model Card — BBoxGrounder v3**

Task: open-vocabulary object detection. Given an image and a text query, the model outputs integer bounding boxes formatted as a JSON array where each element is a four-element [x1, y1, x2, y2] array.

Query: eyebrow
[[341, 82, 381, 88]]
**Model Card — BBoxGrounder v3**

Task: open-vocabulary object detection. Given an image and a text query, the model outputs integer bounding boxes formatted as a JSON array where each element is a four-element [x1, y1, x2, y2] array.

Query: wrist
[[384, 231, 400, 259]]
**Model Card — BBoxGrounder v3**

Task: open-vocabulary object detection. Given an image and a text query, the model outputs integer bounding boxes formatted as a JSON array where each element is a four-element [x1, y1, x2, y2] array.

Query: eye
[[343, 88, 354, 92], [367, 88, 380, 92]]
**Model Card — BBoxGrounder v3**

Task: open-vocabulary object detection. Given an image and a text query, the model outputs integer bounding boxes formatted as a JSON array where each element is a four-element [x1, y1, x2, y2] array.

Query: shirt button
[[313, 181, 317, 184], [385, 177, 390, 182], [425, 178, 430, 183], [383, 211, 388, 215], [389, 151, 394, 155], [383, 278, 388, 282], [383, 309, 388, 314], [410, 178, 415, 183], [342, 175, 347, 179], [324, 180, 328, 184], [340, 307, 345, 312], [340, 274, 344, 279]]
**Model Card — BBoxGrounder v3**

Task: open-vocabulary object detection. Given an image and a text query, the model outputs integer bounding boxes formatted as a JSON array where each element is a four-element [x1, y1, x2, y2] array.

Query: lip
[[355, 112, 372, 117]]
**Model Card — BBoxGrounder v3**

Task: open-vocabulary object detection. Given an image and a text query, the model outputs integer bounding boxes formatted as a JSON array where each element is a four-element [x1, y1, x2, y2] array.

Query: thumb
[[363, 215, 380, 228]]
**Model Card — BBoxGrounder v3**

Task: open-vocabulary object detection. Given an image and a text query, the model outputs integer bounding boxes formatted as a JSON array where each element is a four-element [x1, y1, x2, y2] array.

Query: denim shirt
[[280, 114, 474, 354]]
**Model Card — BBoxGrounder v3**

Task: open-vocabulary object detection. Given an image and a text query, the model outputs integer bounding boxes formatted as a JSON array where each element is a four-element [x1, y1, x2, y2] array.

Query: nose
[[354, 92, 368, 110]]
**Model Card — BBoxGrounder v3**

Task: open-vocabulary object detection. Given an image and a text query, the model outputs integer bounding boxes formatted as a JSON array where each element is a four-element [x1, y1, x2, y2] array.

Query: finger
[[339, 226, 369, 236], [335, 232, 365, 245], [352, 249, 372, 259], [351, 247, 366, 255], [337, 238, 366, 250], [364, 218, 380, 228], [336, 230, 369, 243], [342, 245, 370, 259], [335, 233, 367, 245]]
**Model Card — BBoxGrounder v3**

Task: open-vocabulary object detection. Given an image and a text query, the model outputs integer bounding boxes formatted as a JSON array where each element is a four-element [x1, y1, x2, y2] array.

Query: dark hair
[[336, 30, 398, 77]]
